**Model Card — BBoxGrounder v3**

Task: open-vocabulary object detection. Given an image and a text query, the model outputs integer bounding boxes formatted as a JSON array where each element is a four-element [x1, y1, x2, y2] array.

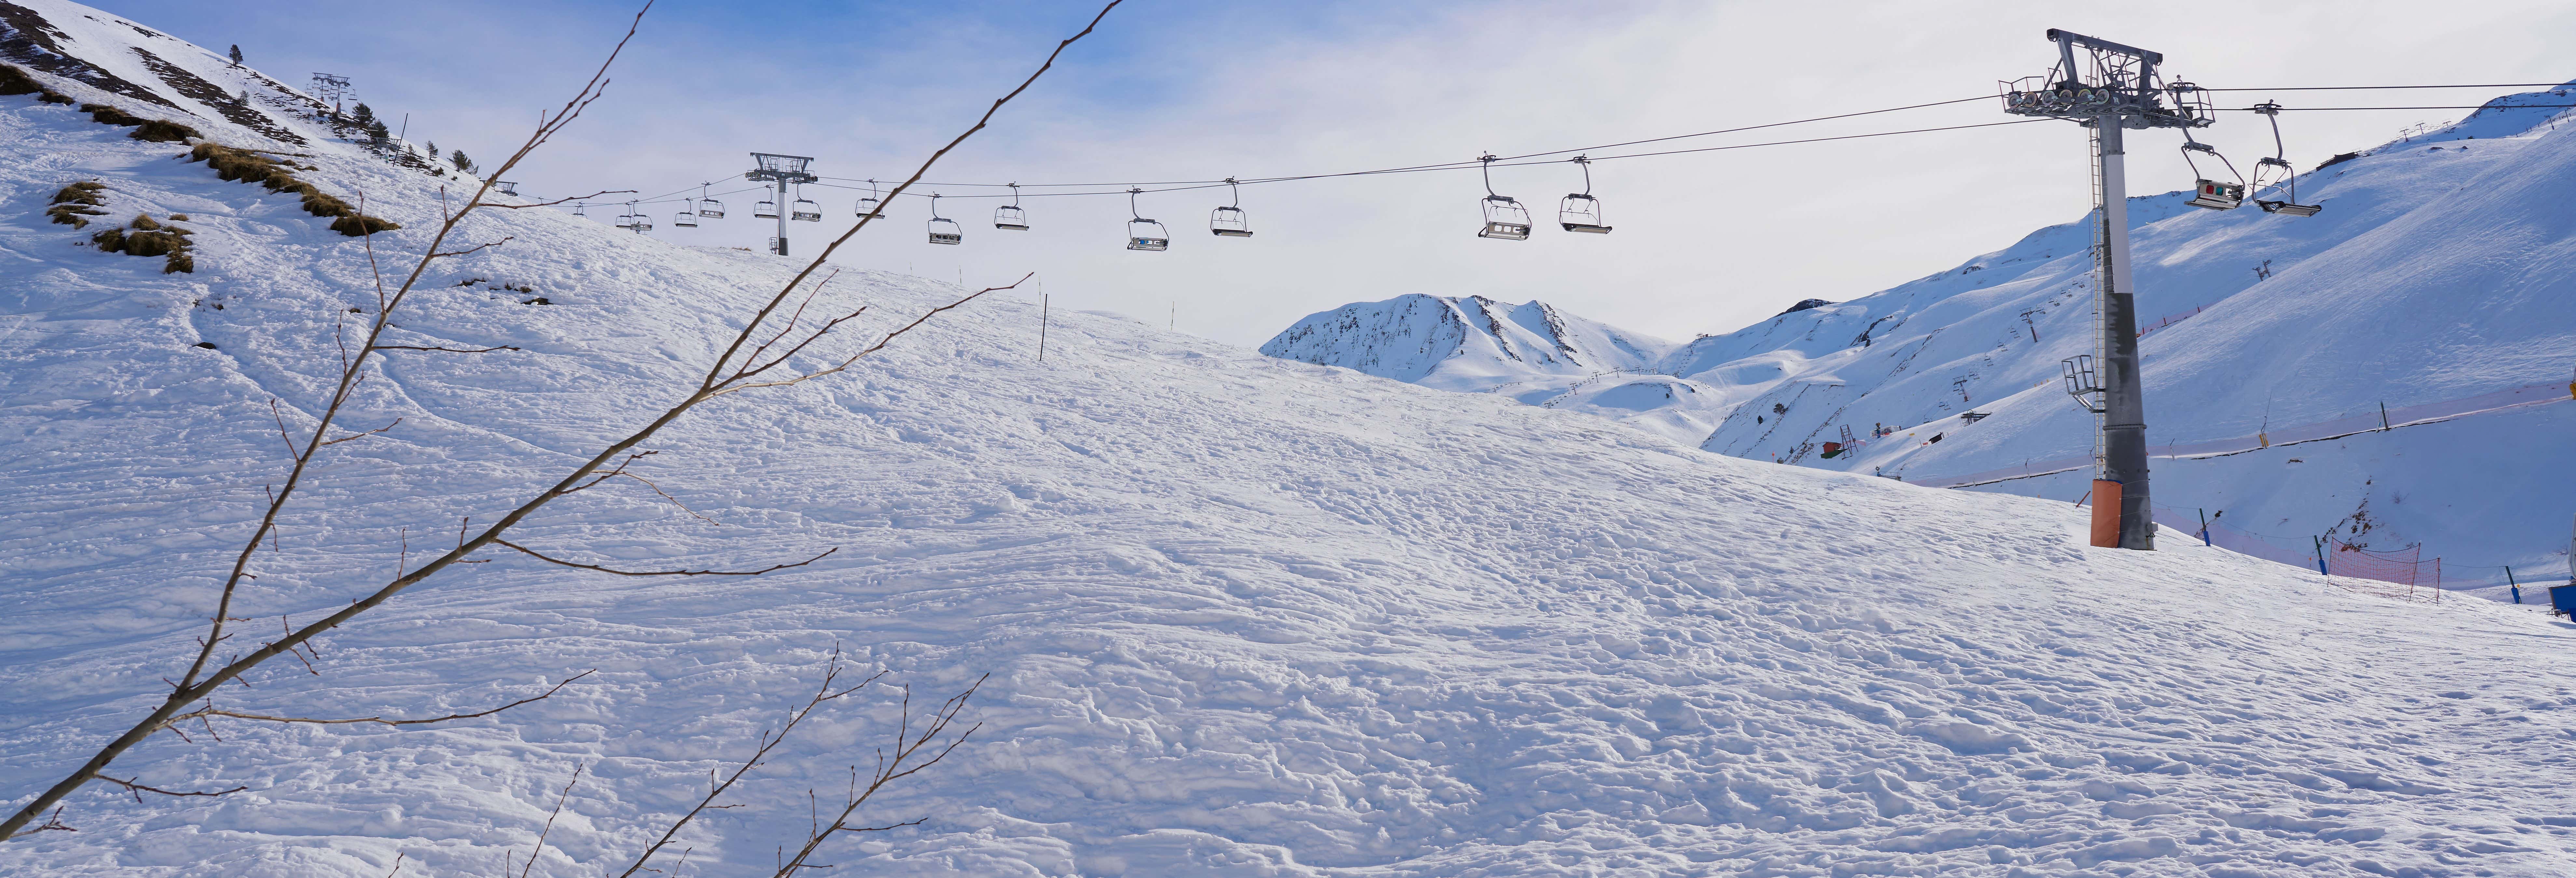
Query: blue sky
[[87, 0, 2576, 345]]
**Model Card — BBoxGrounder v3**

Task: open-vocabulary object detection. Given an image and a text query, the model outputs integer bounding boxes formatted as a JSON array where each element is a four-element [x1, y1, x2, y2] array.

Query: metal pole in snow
[[2380, 401, 2390, 431], [1038, 293, 1049, 362], [2094, 117, 2154, 550], [774, 180, 788, 257], [2507, 566, 2520, 604]]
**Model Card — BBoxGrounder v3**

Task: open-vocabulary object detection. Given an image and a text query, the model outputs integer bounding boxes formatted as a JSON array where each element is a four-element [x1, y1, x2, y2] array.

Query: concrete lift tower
[[2000, 30, 2214, 550], [745, 153, 818, 257]]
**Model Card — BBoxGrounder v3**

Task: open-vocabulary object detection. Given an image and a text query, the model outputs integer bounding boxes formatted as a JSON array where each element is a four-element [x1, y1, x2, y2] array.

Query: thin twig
[[770, 674, 989, 877], [376, 344, 522, 354], [319, 417, 403, 446], [97, 776, 247, 802], [496, 540, 833, 577], [479, 189, 633, 210], [165, 670, 595, 731], [517, 763, 585, 878], [613, 649, 882, 878]]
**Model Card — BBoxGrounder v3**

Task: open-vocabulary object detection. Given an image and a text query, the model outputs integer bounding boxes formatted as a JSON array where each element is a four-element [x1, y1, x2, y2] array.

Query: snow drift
[[7, 3, 2576, 875]]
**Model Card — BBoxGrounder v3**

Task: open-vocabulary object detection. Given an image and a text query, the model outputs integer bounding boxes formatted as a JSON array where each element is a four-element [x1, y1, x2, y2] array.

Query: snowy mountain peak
[[1260, 293, 1672, 392]]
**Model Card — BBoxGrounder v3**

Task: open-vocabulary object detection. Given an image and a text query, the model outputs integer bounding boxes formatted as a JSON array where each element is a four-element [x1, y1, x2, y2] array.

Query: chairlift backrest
[[1210, 205, 1252, 237], [790, 198, 821, 222], [754, 199, 779, 219], [1128, 218, 1170, 251], [674, 210, 698, 228], [698, 198, 725, 219], [1479, 195, 1532, 241], [2186, 179, 2244, 210], [996, 204, 1029, 230], [928, 218, 962, 245]]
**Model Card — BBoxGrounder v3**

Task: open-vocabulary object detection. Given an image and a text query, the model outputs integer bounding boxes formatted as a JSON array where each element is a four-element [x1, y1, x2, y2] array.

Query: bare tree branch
[[514, 763, 584, 878], [770, 674, 989, 877], [613, 648, 883, 878], [97, 776, 247, 803], [480, 188, 634, 210], [429, 236, 513, 259], [496, 540, 832, 577], [0, 0, 1115, 841], [376, 344, 522, 354], [319, 417, 403, 446], [164, 670, 594, 731]]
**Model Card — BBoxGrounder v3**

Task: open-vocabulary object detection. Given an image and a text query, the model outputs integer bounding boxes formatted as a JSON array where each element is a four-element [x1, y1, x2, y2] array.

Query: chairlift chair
[[2180, 138, 2245, 210], [1558, 156, 1611, 234], [573, 202, 587, 217], [789, 185, 821, 222], [1474, 154, 1531, 240], [2248, 102, 2324, 217], [697, 185, 725, 218], [754, 197, 780, 220], [995, 182, 1029, 230], [926, 193, 963, 245], [1209, 177, 1252, 237], [674, 201, 699, 228], [1125, 187, 1170, 251], [624, 203, 651, 233], [856, 179, 886, 219]]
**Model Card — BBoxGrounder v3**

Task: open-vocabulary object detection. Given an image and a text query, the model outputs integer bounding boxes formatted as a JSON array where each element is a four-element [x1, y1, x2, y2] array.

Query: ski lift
[[1558, 156, 1611, 234], [573, 202, 588, 217], [2180, 136, 2244, 210], [624, 201, 651, 233], [1125, 187, 1170, 251], [856, 179, 886, 219], [2249, 102, 2323, 217], [754, 196, 780, 219], [697, 184, 724, 218], [994, 182, 1029, 230], [789, 185, 820, 222], [1209, 177, 1252, 237], [927, 193, 962, 245], [674, 200, 699, 228], [1475, 154, 1531, 240]]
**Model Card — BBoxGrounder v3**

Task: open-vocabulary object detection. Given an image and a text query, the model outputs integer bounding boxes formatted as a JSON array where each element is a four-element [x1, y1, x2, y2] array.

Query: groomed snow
[[7, 5, 2576, 875]]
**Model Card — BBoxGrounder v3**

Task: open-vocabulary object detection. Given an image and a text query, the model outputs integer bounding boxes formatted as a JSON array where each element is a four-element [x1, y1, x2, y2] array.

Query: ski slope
[[8, 2, 2576, 875], [1269, 86, 2576, 587]]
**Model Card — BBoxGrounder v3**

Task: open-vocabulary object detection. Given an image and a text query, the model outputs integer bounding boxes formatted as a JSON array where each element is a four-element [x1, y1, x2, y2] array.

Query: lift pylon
[[744, 153, 818, 256], [2000, 29, 2214, 551]]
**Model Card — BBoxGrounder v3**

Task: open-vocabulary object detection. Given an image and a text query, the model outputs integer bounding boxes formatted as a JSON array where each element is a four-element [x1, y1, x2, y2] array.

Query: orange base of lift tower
[[2090, 480, 2123, 548]]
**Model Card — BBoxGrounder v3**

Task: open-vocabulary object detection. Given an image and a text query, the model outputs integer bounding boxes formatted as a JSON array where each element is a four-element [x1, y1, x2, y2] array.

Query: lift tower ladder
[[2000, 29, 2214, 550]]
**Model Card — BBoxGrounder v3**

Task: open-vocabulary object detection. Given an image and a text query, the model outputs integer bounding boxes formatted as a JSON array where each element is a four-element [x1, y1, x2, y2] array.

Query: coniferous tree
[[227, 45, 242, 66], [365, 119, 389, 142], [352, 103, 375, 124], [424, 141, 438, 160], [450, 150, 474, 173]]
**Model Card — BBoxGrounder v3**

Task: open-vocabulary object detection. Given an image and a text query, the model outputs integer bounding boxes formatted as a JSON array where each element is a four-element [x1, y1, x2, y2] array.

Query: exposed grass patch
[[0, 63, 72, 104], [89, 212, 195, 273], [47, 180, 107, 228], [186, 142, 400, 237]]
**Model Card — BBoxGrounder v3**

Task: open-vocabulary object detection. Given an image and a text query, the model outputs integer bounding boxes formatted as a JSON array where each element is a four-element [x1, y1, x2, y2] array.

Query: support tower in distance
[[2002, 29, 2215, 550]]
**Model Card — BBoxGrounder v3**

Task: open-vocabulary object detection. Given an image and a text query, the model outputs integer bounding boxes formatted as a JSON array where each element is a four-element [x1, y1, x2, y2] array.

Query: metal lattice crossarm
[[746, 152, 818, 183], [1997, 29, 2212, 130]]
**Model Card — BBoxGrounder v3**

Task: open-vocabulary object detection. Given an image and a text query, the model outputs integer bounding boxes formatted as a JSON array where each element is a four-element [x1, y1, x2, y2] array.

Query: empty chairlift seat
[[1124, 187, 1169, 250], [926, 194, 962, 244], [1209, 178, 1253, 237]]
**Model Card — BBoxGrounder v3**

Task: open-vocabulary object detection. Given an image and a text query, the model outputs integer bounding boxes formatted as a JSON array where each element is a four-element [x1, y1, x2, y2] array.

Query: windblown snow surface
[[10, 5, 2576, 876], [1267, 87, 2576, 589]]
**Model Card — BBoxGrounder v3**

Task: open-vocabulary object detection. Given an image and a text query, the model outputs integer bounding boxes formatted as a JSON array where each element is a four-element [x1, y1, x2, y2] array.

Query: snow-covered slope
[[1272, 88, 2576, 582], [11, 5, 2576, 876], [1261, 295, 1741, 443]]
